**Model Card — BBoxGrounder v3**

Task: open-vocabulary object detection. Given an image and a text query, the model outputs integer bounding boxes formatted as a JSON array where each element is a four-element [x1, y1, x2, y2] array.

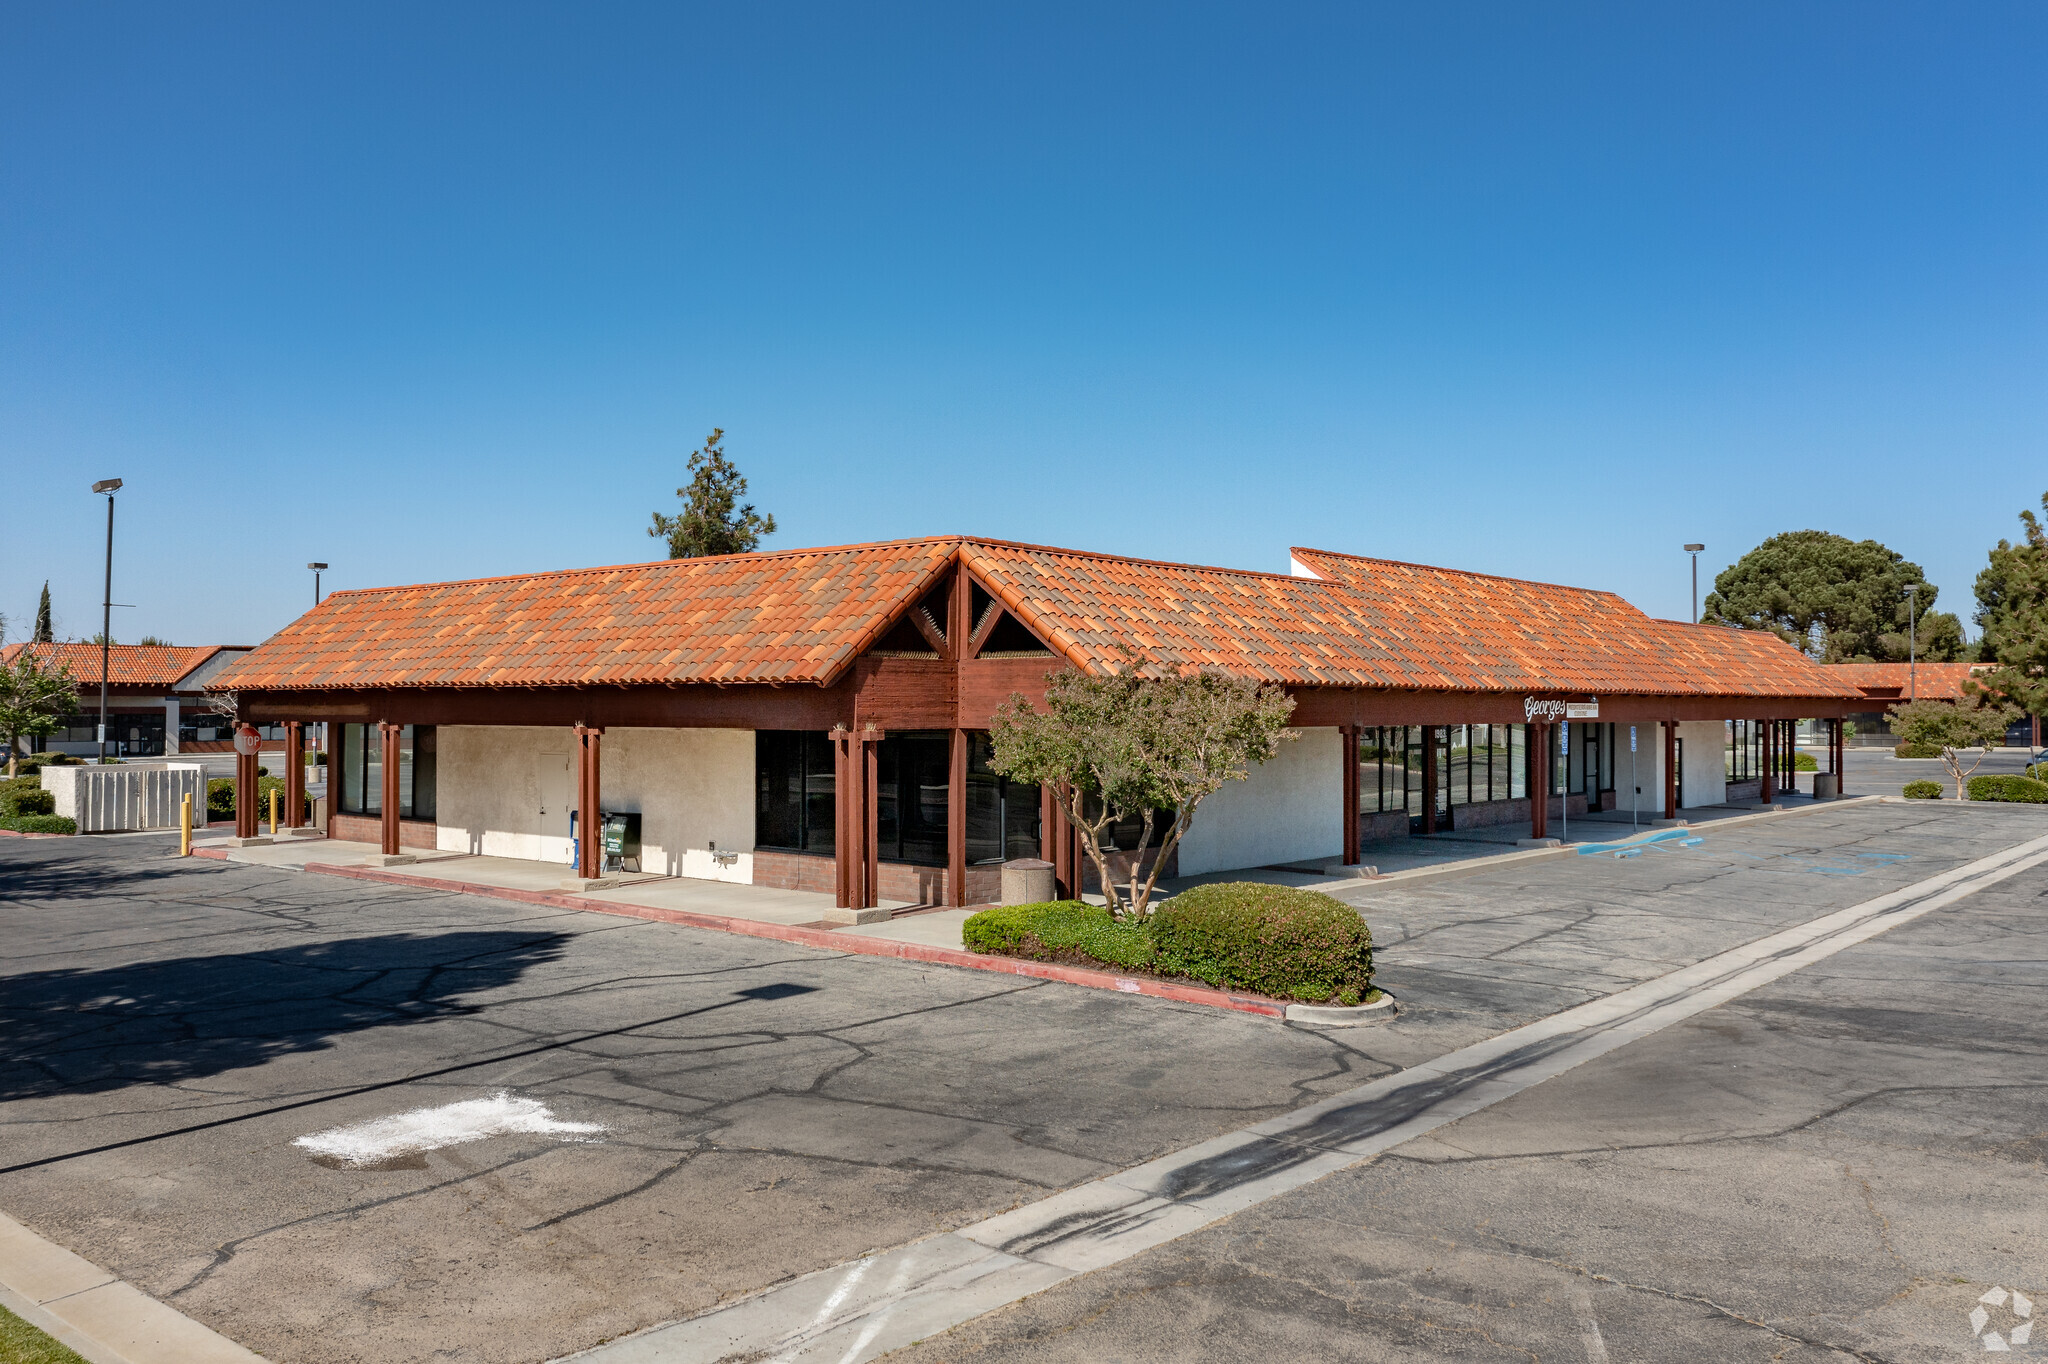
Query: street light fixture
[[308, 563, 328, 605], [1905, 582, 1921, 701], [1683, 544, 1706, 623], [91, 479, 123, 763]]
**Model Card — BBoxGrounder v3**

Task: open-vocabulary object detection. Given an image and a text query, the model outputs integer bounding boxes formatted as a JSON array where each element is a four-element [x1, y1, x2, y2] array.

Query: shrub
[[1902, 780, 1944, 799], [2030, 762, 2048, 782], [0, 776, 42, 814], [0, 814, 76, 834], [961, 901, 1156, 971], [2, 788, 56, 816], [1967, 774, 2048, 803], [1148, 882, 1374, 1005], [1895, 742, 1941, 759], [1793, 751, 1818, 771]]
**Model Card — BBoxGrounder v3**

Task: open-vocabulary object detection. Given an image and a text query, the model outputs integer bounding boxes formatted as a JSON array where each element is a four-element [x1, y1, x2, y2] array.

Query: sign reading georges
[[233, 724, 262, 757], [1524, 697, 1599, 721]]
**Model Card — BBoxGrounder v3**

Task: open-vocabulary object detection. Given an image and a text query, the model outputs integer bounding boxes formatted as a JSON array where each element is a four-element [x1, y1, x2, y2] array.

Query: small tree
[[647, 428, 777, 559], [987, 658, 1297, 919], [1886, 698, 2017, 799], [33, 583, 53, 643], [0, 651, 80, 777]]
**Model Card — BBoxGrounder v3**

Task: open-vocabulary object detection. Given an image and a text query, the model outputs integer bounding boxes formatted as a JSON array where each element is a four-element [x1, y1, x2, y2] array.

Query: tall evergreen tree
[[1702, 531, 1965, 662], [647, 429, 777, 559], [1969, 491, 2048, 726], [32, 582, 53, 643]]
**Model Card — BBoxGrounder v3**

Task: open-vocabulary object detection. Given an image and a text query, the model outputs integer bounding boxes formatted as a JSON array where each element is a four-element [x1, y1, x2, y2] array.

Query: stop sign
[[233, 725, 262, 756]]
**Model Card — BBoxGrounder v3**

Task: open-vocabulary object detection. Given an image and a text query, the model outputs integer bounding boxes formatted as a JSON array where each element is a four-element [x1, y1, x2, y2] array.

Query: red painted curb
[[0, 828, 71, 839], [298, 860, 1287, 1019]]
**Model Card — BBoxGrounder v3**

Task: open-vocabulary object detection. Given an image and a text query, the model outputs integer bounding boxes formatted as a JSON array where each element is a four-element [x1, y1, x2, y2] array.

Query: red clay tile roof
[[208, 539, 960, 691], [209, 536, 1862, 700], [0, 643, 224, 689], [1829, 662, 1988, 702]]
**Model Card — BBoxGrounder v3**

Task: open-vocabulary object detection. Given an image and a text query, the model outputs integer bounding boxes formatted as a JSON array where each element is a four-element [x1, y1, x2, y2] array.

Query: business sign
[[1524, 697, 1600, 721]]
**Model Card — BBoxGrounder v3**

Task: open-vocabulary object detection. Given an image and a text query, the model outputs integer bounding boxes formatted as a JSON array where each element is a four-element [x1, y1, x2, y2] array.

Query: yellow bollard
[[269, 785, 278, 836], [180, 793, 192, 857]]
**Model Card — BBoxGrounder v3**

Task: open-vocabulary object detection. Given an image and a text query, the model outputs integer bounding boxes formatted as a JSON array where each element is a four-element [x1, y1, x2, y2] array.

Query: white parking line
[[564, 829, 2048, 1364]]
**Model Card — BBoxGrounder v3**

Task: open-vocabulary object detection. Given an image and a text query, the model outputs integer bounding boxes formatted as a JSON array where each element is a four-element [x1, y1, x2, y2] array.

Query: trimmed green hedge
[[0, 776, 43, 815], [1895, 742, 1941, 759], [962, 882, 1377, 1006], [0, 814, 76, 834], [1902, 780, 1943, 799], [3, 788, 55, 816], [1793, 751, 1818, 771], [1967, 774, 2048, 803], [208, 775, 299, 821], [2029, 762, 2048, 782]]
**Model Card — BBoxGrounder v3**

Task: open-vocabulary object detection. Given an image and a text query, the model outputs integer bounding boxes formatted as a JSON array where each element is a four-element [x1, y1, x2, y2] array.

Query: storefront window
[[876, 732, 950, 865], [967, 737, 1042, 864], [755, 731, 836, 855], [336, 724, 437, 818]]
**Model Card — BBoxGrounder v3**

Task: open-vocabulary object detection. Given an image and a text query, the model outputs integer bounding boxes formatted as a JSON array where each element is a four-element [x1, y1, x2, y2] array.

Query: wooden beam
[[947, 729, 968, 906], [284, 721, 305, 828], [1663, 720, 1679, 819], [379, 721, 402, 855]]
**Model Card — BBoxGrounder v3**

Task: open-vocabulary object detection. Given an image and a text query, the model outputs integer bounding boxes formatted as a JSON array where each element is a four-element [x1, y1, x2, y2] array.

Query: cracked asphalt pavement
[[2, 801, 2043, 1364]]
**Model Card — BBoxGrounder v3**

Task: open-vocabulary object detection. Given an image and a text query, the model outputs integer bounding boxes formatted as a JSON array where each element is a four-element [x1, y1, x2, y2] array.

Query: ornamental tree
[[987, 656, 1297, 919], [0, 650, 80, 777], [647, 428, 777, 559], [1703, 531, 1965, 662], [1886, 698, 2018, 799]]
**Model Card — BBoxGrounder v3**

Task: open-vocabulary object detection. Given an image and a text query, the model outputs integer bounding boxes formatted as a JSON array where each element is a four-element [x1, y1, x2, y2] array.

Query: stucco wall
[[1176, 726, 1343, 876], [1608, 719, 1731, 812], [434, 725, 754, 878]]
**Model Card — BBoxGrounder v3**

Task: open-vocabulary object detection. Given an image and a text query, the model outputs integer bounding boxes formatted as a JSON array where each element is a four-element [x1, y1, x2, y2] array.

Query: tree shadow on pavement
[[0, 930, 567, 1101]]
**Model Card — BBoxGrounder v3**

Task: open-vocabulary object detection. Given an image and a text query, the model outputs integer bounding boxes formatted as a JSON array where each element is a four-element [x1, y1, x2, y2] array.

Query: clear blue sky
[[4, 3, 2043, 647]]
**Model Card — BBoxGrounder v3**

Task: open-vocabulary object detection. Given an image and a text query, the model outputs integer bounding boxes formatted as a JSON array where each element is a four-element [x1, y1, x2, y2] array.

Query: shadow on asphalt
[[0, 930, 567, 1100]]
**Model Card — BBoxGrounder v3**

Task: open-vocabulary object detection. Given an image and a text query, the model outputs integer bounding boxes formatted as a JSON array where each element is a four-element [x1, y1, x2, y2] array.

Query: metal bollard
[[180, 793, 192, 856], [269, 786, 278, 836]]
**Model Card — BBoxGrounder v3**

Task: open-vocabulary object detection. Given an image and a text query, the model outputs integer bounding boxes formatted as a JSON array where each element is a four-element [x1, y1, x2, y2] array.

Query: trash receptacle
[[602, 811, 642, 873], [1001, 858, 1056, 905], [1812, 773, 1837, 801]]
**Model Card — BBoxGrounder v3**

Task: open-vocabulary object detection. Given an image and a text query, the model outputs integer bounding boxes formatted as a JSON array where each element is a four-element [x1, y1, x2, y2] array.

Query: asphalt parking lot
[[2, 799, 2044, 1364]]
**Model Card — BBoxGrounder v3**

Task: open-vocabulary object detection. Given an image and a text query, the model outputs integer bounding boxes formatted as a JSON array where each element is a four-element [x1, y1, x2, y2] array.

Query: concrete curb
[[296, 861, 1293, 1019], [0, 1210, 266, 1364]]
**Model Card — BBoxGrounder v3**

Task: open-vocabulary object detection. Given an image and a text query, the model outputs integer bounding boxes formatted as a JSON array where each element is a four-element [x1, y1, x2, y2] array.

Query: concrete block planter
[[1284, 991, 1397, 1026]]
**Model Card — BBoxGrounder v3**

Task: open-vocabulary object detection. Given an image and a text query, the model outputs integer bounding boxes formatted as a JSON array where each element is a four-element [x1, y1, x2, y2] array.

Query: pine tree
[[33, 582, 53, 643], [647, 430, 777, 559]]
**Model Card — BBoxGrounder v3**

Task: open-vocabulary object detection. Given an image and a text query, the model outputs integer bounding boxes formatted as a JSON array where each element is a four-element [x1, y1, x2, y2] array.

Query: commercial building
[[208, 537, 1864, 904], [1, 643, 262, 759], [1833, 662, 2041, 749]]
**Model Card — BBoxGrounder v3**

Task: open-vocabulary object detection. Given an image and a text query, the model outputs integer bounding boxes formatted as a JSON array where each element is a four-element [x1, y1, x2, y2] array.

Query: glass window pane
[[755, 732, 805, 852], [803, 732, 836, 855], [342, 724, 365, 813], [397, 724, 417, 819], [967, 736, 1004, 864], [413, 726, 437, 820]]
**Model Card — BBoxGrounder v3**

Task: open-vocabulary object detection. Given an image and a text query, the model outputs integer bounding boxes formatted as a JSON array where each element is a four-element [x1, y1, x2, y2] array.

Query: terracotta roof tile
[[0, 643, 224, 688], [209, 539, 959, 691], [1829, 662, 1988, 702], [210, 536, 1862, 701]]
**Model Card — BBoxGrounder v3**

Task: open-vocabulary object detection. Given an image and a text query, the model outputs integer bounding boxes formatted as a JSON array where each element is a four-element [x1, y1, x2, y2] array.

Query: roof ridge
[[314, 536, 967, 601], [1289, 546, 1638, 602], [962, 536, 1325, 587]]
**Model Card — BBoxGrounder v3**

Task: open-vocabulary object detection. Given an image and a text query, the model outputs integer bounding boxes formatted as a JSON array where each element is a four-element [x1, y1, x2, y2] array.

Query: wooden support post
[[1420, 725, 1438, 836], [234, 739, 259, 840], [379, 721, 402, 854], [947, 728, 968, 907], [1528, 723, 1548, 839], [864, 725, 881, 909], [573, 724, 604, 877], [1341, 724, 1360, 865], [1663, 720, 1679, 819], [283, 721, 305, 828], [832, 725, 854, 908]]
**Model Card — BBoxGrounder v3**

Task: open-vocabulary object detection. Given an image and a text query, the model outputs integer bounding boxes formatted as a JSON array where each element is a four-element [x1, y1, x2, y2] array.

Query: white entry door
[[539, 751, 572, 861]]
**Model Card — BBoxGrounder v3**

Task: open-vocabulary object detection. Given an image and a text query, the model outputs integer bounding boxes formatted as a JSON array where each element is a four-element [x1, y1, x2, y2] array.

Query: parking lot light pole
[[1684, 544, 1706, 622], [91, 478, 123, 763], [308, 562, 327, 605]]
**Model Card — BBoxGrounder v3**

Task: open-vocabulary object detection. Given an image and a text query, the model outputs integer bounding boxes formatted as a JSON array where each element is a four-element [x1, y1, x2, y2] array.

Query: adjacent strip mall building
[[209, 537, 1864, 906]]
